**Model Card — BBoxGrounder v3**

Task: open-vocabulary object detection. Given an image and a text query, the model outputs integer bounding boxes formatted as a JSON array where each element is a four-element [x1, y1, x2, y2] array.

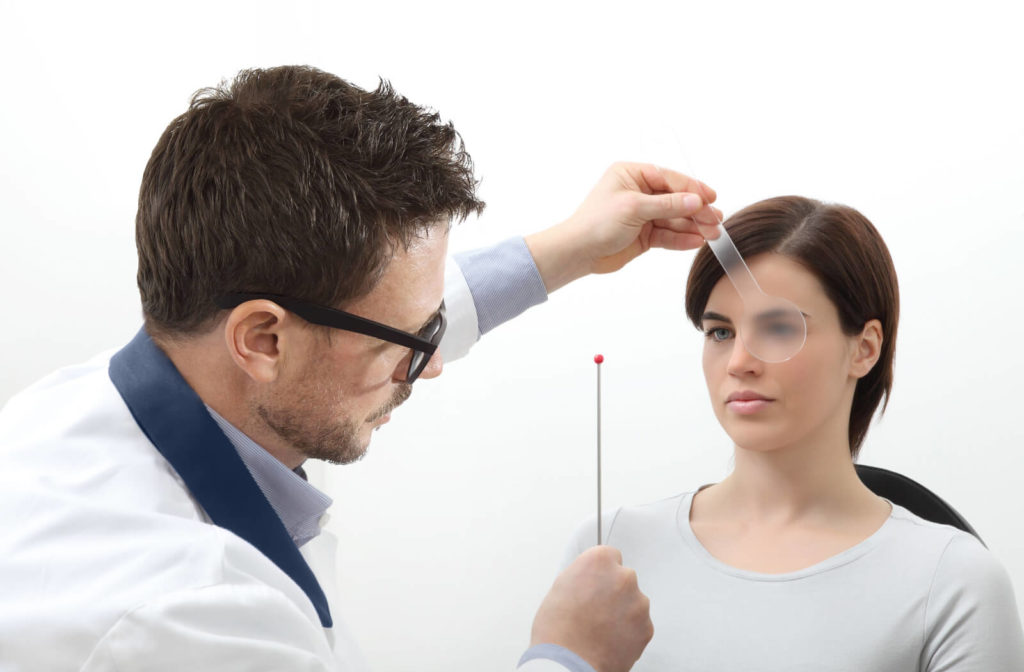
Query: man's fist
[[531, 546, 653, 672]]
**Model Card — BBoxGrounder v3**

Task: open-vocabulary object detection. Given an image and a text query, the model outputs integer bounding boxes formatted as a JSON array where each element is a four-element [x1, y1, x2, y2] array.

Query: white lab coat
[[0, 263, 568, 672]]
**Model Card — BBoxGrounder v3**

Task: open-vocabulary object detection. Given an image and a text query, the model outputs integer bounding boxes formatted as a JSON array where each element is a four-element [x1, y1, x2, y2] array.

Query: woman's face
[[700, 253, 866, 454]]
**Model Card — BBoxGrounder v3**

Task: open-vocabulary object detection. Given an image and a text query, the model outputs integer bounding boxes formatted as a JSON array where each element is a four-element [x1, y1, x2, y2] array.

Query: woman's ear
[[849, 319, 883, 379]]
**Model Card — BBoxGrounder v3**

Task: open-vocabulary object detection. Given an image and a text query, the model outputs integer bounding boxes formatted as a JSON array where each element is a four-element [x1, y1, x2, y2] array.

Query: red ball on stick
[[593, 354, 604, 364]]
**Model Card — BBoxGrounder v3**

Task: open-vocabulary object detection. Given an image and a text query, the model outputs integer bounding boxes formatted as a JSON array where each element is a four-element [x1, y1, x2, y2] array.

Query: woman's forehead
[[704, 253, 833, 319]]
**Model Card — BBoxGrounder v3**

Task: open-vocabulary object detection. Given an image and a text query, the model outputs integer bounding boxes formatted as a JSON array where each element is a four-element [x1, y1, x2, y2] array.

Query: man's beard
[[365, 383, 412, 423], [257, 383, 413, 465]]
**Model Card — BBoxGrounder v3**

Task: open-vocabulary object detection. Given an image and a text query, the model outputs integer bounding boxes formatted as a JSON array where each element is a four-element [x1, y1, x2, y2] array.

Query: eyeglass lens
[[407, 311, 445, 381]]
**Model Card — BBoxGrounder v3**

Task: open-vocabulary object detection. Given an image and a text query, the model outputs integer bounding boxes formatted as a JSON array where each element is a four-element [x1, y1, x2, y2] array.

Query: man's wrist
[[524, 223, 592, 294], [518, 643, 597, 672]]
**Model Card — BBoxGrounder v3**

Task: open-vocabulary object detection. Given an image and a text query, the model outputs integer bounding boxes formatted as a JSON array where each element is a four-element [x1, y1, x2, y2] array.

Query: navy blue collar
[[108, 328, 332, 627]]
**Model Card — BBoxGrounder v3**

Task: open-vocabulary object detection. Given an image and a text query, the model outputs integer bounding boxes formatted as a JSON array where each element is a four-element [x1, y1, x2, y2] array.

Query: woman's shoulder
[[602, 491, 699, 550], [890, 506, 1024, 663], [884, 502, 991, 561], [564, 491, 696, 555], [610, 490, 695, 531], [883, 503, 1015, 606], [905, 515, 1013, 595]]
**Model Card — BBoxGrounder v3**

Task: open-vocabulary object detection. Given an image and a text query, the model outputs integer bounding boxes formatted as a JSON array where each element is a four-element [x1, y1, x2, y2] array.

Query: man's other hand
[[530, 545, 653, 672]]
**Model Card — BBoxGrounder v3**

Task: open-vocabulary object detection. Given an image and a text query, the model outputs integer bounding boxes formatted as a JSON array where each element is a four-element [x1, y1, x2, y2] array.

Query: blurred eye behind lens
[[737, 298, 807, 363], [760, 318, 801, 339]]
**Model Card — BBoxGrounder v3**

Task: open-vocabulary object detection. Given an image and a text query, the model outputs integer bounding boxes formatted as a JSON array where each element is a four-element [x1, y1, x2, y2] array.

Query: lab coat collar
[[108, 327, 333, 628]]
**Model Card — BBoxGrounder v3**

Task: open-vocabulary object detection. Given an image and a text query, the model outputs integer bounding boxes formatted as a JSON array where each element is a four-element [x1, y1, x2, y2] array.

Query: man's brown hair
[[684, 196, 899, 458], [136, 65, 485, 337]]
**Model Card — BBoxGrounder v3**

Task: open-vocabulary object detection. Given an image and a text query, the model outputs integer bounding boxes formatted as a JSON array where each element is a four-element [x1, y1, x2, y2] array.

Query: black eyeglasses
[[215, 293, 446, 383]]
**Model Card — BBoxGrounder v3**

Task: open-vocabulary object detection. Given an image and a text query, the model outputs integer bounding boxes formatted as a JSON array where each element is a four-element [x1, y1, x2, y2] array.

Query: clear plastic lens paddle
[[704, 223, 807, 363], [654, 126, 807, 363]]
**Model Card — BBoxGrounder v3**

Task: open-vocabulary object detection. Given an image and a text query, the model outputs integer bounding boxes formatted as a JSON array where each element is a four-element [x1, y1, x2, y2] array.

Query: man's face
[[253, 227, 449, 465]]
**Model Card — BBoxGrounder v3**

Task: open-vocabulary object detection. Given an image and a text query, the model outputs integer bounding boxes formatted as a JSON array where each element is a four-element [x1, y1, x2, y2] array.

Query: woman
[[562, 196, 1024, 671]]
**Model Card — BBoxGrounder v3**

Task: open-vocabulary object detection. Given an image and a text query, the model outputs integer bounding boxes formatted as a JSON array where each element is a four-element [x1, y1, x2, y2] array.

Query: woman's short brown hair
[[684, 196, 899, 458], [136, 65, 485, 337]]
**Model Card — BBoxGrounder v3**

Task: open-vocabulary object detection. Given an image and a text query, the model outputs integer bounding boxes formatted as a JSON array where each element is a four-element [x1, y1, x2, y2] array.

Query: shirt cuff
[[439, 254, 480, 364], [518, 643, 596, 672], [453, 236, 548, 335]]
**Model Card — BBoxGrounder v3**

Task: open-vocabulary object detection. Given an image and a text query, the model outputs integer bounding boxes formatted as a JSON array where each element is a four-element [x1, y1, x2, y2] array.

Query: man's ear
[[222, 300, 292, 383], [849, 318, 883, 380]]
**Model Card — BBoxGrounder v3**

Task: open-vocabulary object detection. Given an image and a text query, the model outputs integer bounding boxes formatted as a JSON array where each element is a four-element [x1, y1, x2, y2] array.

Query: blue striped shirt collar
[[205, 406, 332, 548]]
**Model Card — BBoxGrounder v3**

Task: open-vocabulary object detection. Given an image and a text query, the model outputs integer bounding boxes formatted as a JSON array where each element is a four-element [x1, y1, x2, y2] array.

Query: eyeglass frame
[[214, 292, 446, 383]]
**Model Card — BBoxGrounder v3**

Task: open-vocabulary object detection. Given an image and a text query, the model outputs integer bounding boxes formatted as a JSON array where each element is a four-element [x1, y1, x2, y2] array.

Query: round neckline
[[675, 486, 897, 581]]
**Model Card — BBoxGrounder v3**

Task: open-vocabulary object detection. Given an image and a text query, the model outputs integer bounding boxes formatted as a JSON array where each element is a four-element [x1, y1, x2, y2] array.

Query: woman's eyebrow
[[752, 308, 812, 321], [701, 311, 732, 324]]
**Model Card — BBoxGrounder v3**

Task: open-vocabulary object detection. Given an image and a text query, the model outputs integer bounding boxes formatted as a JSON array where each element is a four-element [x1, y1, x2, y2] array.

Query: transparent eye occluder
[[705, 223, 807, 363], [648, 125, 808, 363]]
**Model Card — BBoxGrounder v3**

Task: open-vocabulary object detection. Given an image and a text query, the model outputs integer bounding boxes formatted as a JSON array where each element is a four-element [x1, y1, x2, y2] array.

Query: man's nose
[[418, 349, 444, 380], [396, 348, 444, 383]]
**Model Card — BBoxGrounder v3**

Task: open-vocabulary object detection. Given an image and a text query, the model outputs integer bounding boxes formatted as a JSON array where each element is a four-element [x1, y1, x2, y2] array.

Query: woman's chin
[[722, 427, 790, 454]]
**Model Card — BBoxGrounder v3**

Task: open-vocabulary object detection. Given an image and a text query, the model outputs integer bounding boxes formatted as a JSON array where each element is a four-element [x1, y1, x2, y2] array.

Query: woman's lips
[[726, 399, 772, 415], [725, 391, 774, 415]]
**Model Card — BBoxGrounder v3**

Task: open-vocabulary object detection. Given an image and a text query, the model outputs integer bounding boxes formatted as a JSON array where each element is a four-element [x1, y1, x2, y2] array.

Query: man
[[0, 66, 718, 672]]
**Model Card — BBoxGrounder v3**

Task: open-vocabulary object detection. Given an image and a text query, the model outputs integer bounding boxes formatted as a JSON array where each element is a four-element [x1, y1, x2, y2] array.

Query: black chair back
[[855, 464, 984, 548]]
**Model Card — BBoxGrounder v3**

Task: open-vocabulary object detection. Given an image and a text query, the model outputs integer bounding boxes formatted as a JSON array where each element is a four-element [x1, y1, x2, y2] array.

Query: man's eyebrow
[[701, 311, 732, 325], [408, 305, 442, 335]]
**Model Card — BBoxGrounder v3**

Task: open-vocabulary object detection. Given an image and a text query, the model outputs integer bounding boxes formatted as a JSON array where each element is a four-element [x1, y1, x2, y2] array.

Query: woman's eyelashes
[[703, 325, 734, 342], [703, 319, 800, 344]]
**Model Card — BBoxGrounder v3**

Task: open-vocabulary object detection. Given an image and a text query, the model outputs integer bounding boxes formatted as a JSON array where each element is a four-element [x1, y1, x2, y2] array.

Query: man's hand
[[530, 546, 653, 672], [525, 162, 721, 292]]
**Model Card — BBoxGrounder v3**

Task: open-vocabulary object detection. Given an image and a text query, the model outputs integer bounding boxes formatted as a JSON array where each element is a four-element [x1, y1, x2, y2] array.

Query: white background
[[2, 0, 1022, 668]]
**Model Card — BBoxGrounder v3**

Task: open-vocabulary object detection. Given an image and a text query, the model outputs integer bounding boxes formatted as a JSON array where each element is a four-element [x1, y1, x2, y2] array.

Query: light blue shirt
[[205, 405, 332, 548], [454, 236, 549, 335]]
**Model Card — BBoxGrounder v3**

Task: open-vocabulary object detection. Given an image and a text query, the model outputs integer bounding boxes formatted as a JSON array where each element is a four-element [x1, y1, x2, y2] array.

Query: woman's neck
[[702, 419, 880, 527]]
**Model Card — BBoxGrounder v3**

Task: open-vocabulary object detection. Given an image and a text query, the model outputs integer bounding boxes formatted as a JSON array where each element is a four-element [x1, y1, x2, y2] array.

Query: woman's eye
[[766, 322, 797, 336], [704, 326, 733, 342]]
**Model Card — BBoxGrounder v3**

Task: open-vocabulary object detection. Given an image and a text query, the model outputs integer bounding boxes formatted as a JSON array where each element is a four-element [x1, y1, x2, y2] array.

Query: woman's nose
[[726, 332, 763, 377]]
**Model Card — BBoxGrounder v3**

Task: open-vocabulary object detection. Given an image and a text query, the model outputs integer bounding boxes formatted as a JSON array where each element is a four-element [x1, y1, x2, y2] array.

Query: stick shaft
[[597, 364, 602, 546]]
